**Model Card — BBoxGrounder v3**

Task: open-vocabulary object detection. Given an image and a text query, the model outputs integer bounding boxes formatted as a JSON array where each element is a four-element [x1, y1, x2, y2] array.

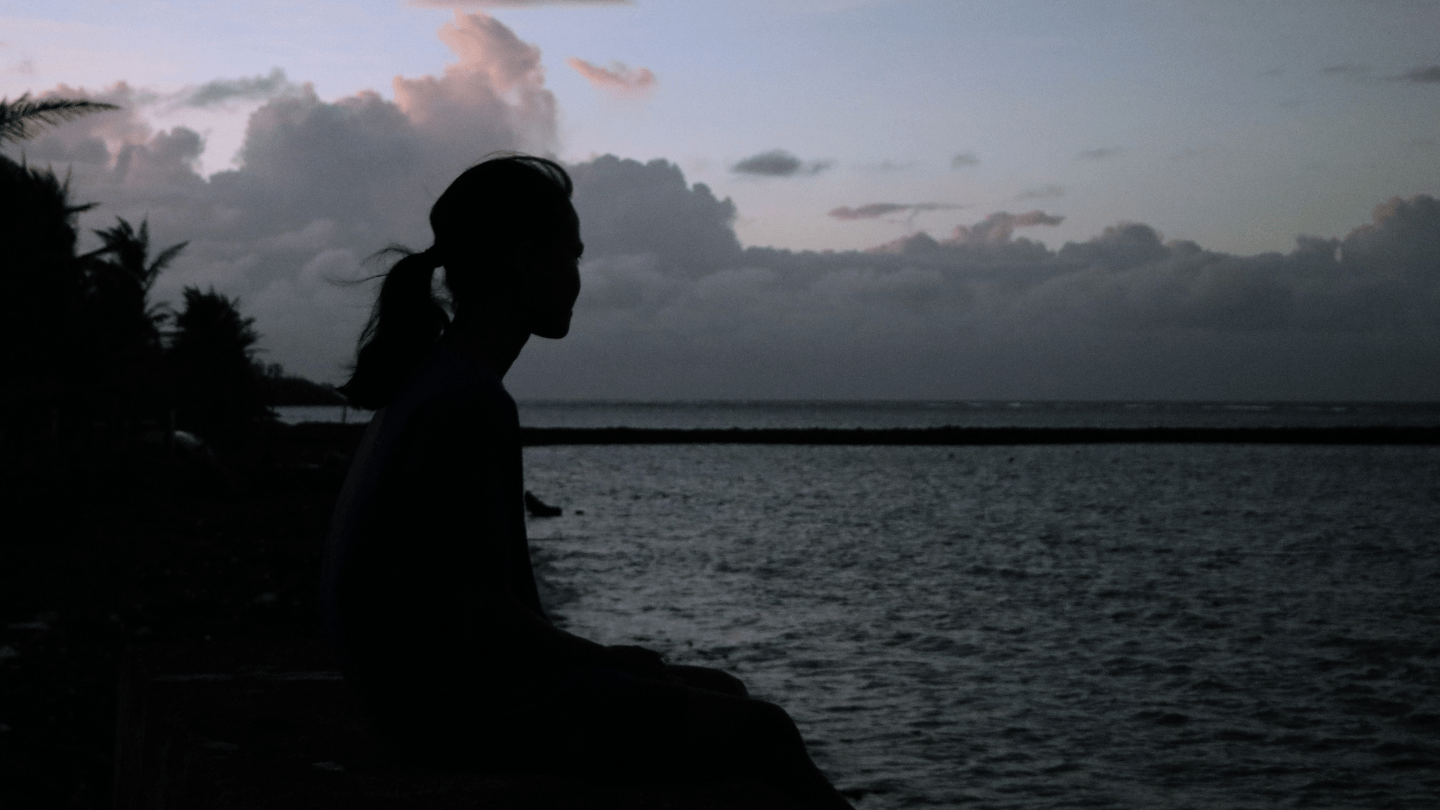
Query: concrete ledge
[[114, 641, 792, 809]]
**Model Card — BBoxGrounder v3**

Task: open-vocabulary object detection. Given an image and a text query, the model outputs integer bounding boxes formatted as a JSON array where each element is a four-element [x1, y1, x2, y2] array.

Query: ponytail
[[338, 248, 448, 410]]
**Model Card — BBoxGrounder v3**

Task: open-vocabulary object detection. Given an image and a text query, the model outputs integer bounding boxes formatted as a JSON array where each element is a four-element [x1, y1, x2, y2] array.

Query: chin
[[532, 317, 572, 340]]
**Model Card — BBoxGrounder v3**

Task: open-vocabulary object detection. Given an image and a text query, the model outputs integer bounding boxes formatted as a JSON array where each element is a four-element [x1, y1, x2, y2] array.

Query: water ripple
[[525, 444, 1440, 808]]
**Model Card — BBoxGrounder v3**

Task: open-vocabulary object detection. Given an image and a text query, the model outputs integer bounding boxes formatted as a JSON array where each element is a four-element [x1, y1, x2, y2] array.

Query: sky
[[3, 0, 1439, 400]]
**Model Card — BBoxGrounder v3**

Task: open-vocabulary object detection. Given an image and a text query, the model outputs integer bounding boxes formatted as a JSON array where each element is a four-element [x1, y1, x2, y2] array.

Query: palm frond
[[148, 241, 189, 280], [0, 93, 119, 144]]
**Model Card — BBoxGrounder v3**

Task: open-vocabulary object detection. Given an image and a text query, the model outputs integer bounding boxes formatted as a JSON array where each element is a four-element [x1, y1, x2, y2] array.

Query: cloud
[[411, 0, 629, 7], [731, 149, 831, 177], [565, 57, 655, 96], [946, 210, 1064, 249], [181, 68, 297, 108], [1076, 147, 1123, 161], [13, 16, 1440, 400], [394, 12, 557, 150], [974, 208, 1063, 229], [950, 151, 979, 168], [569, 155, 741, 278], [828, 203, 912, 220], [1401, 65, 1440, 84], [828, 202, 963, 220], [9, 12, 557, 383], [509, 184, 1440, 399], [862, 210, 1063, 258], [857, 159, 911, 172], [1016, 184, 1065, 200], [1326, 63, 1440, 84]]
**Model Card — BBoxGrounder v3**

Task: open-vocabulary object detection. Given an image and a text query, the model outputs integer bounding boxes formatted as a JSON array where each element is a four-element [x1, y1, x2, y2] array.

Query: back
[[321, 345, 547, 718]]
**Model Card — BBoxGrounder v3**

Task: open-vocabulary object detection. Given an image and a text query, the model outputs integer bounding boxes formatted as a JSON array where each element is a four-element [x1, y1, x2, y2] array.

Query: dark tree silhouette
[[78, 218, 188, 436], [167, 287, 270, 444], [257, 362, 347, 406], [0, 154, 95, 442], [0, 93, 117, 145], [86, 218, 188, 294], [0, 92, 116, 450], [1, 94, 288, 457]]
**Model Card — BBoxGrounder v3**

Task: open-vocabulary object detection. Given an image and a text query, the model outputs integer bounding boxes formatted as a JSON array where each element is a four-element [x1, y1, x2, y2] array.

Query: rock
[[115, 641, 793, 809], [524, 491, 564, 518]]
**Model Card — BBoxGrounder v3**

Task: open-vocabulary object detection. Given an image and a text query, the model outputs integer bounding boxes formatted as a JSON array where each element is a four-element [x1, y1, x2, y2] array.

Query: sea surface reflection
[[524, 443, 1440, 808]]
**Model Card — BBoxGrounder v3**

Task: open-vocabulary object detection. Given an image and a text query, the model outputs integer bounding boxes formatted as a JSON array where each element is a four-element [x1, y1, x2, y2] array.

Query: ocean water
[[516, 400, 1440, 431], [522, 442, 1440, 808], [274, 400, 1440, 429]]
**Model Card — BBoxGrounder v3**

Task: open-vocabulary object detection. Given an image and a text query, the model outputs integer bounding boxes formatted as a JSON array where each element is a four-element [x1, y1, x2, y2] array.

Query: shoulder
[[391, 349, 517, 457], [410, 388, 513, 442], [390, 347, 515, 424]]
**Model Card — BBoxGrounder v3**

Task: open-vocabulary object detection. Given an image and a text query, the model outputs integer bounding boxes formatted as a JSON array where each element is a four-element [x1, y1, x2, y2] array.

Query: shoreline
[[282, 422, 1440, 447], [523, 425, 1440, 445]]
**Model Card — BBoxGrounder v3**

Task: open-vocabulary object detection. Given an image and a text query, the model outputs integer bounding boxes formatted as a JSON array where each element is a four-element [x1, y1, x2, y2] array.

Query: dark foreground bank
[[1, 424, 358, 809]]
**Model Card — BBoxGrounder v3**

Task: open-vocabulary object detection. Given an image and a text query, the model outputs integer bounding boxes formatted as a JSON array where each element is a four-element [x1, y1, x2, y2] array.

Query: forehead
[[554, 199, 579, 231], [541, 200, 582, 250]]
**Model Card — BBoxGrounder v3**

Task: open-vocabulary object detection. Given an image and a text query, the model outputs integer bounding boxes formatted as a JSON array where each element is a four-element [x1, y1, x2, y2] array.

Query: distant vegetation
[[258, 363, 347, 407], [1, 94, 341, 456]]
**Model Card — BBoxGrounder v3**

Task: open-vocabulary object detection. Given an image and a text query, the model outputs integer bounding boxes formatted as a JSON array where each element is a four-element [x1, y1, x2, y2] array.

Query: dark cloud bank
[[12, 13, 1440, 401]]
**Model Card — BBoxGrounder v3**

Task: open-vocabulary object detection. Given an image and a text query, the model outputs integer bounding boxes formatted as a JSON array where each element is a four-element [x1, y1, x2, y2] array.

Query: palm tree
[[0, 93, 117, 145], [87, 218, 187, 292], [0, 92, 119, 451], [167, 287, 270, 446], [83, 217, 187, 337], [78, 218, 189, 435], [0, 155, 96, 437]]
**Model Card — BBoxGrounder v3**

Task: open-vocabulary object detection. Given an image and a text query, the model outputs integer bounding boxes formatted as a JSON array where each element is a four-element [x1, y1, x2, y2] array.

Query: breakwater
[[518, 425, 1440, 445]]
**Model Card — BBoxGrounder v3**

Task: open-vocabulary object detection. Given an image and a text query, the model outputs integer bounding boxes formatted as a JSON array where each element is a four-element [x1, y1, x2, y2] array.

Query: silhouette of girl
[[322, 154, 852, 807]]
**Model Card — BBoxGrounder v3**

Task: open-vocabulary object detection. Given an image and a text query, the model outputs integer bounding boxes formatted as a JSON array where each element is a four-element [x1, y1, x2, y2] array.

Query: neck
[[442, 310, 530, 379]]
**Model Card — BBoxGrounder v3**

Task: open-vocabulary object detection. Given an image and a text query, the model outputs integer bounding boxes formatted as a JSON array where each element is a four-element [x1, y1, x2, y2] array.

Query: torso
[[321, 346, 546, 697]]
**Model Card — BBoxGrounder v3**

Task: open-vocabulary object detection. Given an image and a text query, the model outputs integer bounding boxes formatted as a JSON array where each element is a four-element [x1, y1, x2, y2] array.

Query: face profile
[[514, 202, 583, 340]]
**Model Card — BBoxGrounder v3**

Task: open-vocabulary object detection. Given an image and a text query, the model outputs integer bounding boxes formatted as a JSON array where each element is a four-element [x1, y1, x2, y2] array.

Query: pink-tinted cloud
[[565, 57, 655, 96], [828, 202, 962, 220], [9, 12, 558, 383], [865, 210, 1064, 258], [394, 12, 557, 150], [950, 210, 1064, 244], [412, 1, 628, 7]]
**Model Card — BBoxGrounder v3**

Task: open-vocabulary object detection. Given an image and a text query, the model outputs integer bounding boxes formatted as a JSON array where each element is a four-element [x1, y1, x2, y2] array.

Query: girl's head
[[430, 156, 581, 331], [340, 154, 582, 409]]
